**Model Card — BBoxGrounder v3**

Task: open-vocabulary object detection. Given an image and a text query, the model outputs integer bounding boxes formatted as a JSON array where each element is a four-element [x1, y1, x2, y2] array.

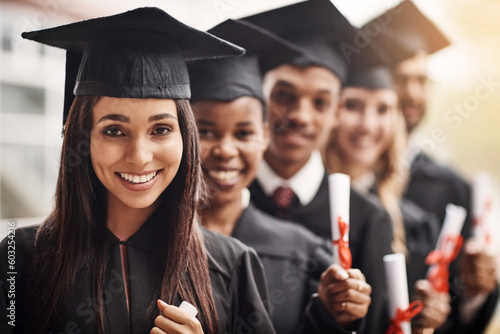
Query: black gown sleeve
[[229, 246, 276, 334], [203, 227, 276, 334]]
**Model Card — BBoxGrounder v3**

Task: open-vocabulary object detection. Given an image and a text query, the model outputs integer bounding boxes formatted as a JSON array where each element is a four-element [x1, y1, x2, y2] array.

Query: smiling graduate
[[0, 7, 276, 334]]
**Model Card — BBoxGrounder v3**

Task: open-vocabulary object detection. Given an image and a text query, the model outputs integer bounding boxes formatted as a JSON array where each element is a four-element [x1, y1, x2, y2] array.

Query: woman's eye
[[102, 127, 124, 137], [152, 126, 172, 136], [198, 129, 215, 138]]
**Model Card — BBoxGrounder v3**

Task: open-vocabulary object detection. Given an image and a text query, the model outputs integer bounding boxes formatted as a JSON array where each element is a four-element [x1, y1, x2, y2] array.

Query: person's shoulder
[[202, 227, 258, 278], [413, 152, 469, 187], [400, 197, 439, 228], [349, 188, 392, 235], [350, 187, 386, 214], [0, 224, 39, 253], [249, 205, 326, 247], [0, 224, 39, 279]]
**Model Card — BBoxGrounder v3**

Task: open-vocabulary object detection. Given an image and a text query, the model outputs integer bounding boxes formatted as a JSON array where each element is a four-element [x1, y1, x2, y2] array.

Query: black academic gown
[[405, 152, 472, 238], [0, 212, 275, 334], [249, 172, 394, 334], [232, 203, 364, 334], [400, 197, 440, 294], [405, 152, 499, 334]]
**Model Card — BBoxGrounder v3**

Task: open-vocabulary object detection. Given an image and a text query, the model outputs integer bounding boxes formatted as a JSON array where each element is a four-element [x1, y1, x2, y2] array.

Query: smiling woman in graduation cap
[[0, 7, 276, 334], [322, 28, 447, 333]]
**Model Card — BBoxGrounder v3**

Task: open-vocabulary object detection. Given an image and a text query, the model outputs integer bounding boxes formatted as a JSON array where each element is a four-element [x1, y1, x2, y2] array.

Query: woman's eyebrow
[[97, 114, 130, 124], [149, 113, 178, 122]]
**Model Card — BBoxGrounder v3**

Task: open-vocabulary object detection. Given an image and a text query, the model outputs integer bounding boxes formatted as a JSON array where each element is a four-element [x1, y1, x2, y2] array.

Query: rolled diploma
[[384, 253, 411, 334], [472, 172, 493, 250], [427, 204, 467, 278], [179, 301, 198, 317], [328, 173, 350, 266]]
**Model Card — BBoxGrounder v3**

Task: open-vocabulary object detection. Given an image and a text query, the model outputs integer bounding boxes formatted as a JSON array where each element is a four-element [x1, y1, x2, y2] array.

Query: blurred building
[[0, 3, 67, 223]]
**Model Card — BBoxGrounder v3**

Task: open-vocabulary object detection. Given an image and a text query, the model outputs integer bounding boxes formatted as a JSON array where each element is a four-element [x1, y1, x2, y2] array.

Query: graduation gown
[[405, 152, 499, 334], [232, 203, 364, 334], [0, 212, 275, 334], [405, 152, 472, 238], [400, 197, 440, 294], [249, 172, 394, 334]]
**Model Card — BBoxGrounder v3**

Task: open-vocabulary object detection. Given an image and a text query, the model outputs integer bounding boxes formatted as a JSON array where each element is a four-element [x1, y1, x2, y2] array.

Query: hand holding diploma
[[459, 173, 498, 297], [317, 264, 372, 327], [460, 239, 498, 296], [152, 300, 203, 334], [384, 253, 423, 334], [328, 173, 352, 269], [425, 204, 466, 293], [411, 280, 451, 332]]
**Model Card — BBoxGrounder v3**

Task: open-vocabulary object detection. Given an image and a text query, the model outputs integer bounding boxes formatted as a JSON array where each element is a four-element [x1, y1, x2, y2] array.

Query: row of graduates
[[1, 0, 498, 333]]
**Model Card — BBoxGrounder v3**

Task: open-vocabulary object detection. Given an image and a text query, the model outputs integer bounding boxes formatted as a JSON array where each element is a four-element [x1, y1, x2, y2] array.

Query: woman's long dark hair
[[29, 96, 219, 333]]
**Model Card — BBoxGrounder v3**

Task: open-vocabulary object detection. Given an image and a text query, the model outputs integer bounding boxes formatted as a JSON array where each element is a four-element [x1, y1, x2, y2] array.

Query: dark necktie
[[272, 186, 296, 210]]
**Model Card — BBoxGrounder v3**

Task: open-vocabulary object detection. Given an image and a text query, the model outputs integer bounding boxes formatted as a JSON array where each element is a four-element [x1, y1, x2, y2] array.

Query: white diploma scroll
[[384, 253, 411, 334], [179, 301, 198, 317], [433, 204, 467, 258], [472, 172, 494, 251], [328, 173, 351, 268], [425, 204, 466, 293]]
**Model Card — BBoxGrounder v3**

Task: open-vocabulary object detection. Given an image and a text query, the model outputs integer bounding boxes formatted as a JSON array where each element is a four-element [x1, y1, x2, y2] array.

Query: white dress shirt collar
[[256, 150, 325, 206]]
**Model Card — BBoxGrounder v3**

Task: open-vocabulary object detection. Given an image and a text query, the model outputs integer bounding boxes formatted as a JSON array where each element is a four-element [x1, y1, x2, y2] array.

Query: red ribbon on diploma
[[474, 197, 493, 245], [332, 216, 352, 269], [425, 235, 464, 293], [385, 300, 424, 334]]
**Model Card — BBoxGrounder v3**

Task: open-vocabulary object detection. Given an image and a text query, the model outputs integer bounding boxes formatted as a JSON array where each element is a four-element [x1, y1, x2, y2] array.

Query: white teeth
[[209, 170, 239, 182], [119, 171, 158, 184]]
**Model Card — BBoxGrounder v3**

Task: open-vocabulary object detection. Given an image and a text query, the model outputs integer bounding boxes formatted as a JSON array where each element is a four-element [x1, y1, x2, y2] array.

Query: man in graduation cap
[[365, 1, 499, 333], [239, 0, 394, 333]]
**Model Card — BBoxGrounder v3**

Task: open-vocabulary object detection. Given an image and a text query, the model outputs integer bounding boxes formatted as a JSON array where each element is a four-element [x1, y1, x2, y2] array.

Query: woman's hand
[[317, 264, 372, 327], [151, 300, 204, 334], [411, 279, 451, 331]]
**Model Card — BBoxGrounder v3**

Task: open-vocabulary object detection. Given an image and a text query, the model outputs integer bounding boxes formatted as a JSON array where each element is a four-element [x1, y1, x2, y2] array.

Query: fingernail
[[158, 299, 168, 308]]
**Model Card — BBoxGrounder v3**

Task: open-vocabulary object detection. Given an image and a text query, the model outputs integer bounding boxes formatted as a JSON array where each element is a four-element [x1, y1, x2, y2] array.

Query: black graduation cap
[[21, 7, 245, 125], [345, 28, 416, 89], [362, 0, 450, 58], [188, 19, 303, 104], [239, 0, 358, 82]]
